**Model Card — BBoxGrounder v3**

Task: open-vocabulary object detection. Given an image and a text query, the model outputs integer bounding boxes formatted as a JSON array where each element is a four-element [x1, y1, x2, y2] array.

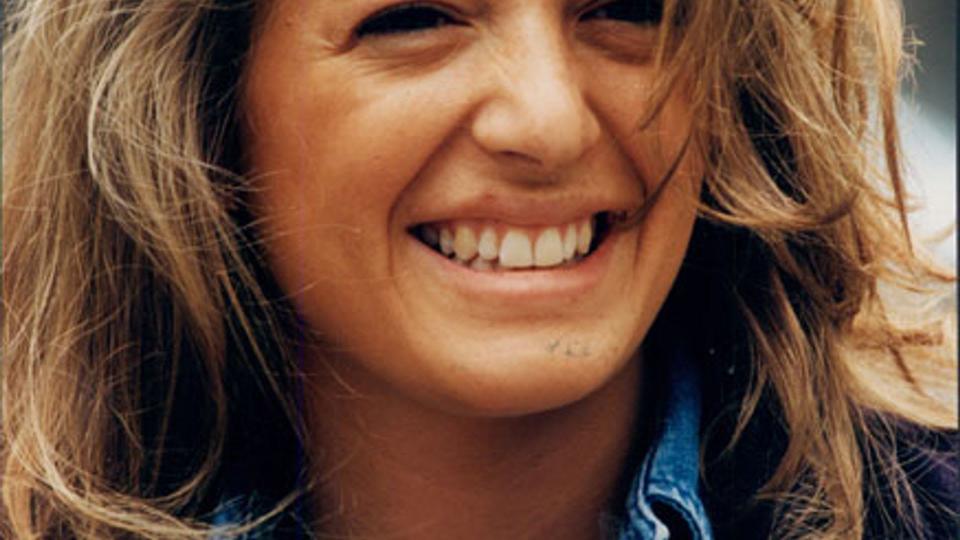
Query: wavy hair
[[2, 0, 955, 538]]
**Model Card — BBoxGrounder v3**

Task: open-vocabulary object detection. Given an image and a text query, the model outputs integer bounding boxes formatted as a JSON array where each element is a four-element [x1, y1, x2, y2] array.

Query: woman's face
[[243, 0, 702, 415]]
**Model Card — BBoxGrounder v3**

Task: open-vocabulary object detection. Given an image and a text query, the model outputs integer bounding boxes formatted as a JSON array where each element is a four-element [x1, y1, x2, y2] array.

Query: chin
[[388, 321, 646, 418]]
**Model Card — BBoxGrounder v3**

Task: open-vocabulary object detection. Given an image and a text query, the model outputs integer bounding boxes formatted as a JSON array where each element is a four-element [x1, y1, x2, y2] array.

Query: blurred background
[[899, 0, 956, 268]]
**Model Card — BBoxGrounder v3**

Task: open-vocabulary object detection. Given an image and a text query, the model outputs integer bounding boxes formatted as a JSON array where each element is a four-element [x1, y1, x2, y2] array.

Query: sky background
[[899, 0, 956, 266]]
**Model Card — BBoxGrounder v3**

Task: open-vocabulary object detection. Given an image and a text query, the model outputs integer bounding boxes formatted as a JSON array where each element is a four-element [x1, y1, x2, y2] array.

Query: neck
[[303, 352, 644, 540]]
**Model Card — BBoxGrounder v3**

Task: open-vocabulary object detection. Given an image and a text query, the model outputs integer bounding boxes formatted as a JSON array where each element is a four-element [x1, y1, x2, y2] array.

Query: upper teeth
[[419, 217, 596, 270]]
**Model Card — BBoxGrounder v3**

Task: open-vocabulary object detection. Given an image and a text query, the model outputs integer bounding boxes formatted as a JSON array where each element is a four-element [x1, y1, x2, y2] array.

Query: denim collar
[[212, 348, 713, 539], [617, 347, 713, 540]]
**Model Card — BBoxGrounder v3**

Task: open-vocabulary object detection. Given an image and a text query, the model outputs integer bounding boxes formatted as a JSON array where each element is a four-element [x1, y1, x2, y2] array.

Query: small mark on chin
[[546, 338, 590, 359]]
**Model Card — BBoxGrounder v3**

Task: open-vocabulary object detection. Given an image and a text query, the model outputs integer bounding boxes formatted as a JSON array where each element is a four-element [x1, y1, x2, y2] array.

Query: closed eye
[[580, 0, 663, 26], [355, 3, 461, 38]]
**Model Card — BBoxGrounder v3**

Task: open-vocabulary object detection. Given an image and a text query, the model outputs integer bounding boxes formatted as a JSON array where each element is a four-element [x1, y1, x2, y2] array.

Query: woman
[[2, 0, 956, 538]]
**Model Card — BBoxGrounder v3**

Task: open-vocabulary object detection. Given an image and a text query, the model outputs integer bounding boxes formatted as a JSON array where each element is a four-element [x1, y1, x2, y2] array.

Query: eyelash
[[355, 3, 461, 38], [580, 0, 663, 26], [354, 1, 663, 39]]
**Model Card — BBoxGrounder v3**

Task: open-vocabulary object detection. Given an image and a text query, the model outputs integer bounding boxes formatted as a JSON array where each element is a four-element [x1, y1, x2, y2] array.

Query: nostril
[[501, 150, 543, 167], [502, 150, 528, 160]]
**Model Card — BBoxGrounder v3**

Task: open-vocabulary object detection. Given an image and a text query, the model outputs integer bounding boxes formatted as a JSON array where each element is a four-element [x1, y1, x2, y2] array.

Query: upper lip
[[405, 193, 641, 228]]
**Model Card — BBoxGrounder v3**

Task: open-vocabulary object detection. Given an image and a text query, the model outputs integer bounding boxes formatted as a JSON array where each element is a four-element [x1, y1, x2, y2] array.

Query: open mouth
[[408, 211, 620, 272]]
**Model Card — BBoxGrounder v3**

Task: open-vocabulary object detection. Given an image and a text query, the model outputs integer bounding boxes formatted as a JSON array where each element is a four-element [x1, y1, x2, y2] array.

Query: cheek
[[243, 72, 462, 277], [582, 60, 698, 197], [240, 51, 491, 356], [243, 52, 483, 214], [639, 168, 701, 277], [618, 96, 703, 325]]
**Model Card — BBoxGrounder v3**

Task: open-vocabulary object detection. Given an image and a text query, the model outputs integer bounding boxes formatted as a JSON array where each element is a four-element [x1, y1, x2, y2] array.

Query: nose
[[470, 25, 601, 173]]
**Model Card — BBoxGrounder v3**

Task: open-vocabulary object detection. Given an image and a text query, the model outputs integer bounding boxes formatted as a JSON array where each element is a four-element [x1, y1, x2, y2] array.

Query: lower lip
[[407, 230, 622, 304]]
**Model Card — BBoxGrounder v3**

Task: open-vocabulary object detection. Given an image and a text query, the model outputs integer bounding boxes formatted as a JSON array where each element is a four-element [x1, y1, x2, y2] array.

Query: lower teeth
[[441, 250, 589, 272]]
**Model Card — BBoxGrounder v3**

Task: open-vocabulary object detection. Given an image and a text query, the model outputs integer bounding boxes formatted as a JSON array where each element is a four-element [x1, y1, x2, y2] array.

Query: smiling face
[[242, 0, 702, 416]]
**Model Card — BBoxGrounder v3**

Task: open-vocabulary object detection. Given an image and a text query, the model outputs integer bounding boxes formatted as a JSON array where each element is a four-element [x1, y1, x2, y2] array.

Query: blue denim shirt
[[211, 349, 712, 539], [618, 348, 712, 540]]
